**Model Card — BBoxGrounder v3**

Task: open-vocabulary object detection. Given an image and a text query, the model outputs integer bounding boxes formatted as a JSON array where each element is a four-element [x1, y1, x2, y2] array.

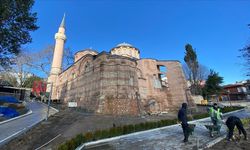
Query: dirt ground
[[207, 124, 250, 150], [1, 105, 180, 150]]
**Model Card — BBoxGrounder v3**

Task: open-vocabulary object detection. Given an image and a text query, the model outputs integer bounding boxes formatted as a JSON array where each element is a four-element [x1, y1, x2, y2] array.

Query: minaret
[[47, 14, 66, 96]]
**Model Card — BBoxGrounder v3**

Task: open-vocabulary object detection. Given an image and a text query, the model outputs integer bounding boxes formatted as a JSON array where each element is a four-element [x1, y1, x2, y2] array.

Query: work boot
[[244, 136, 248, 140]]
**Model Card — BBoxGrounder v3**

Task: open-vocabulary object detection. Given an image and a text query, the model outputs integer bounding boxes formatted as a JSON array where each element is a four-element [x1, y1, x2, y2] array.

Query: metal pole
[[46, 82, 53, 121], [228, 91, 232, 107]]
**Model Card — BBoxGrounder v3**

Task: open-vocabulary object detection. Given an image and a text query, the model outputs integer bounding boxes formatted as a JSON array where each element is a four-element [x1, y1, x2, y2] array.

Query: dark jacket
[[226, 116, 241, 127], [178, 103, 188, 125]]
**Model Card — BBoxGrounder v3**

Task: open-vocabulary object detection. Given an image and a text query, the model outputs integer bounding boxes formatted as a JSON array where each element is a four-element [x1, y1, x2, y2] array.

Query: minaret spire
[[60, 13, 66, 28]]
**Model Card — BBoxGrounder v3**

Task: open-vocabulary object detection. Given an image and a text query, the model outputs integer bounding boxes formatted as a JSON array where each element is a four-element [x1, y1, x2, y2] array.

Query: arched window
[[84, 61, 90, 72]]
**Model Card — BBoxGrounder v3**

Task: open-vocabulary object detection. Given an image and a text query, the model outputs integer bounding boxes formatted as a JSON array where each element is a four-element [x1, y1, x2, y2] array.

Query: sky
[[26, 0, 250, 85]]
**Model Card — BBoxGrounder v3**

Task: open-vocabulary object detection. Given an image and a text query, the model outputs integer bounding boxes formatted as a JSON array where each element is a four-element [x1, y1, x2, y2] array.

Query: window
[[242, 87, 247, 92], [72, 73, 76, 79], [84, 62, 90, 72], [153, 75, 162, 88], [129, 76, 134, 86], [158, 65, 167, 73], [157, 65, 168, 87]]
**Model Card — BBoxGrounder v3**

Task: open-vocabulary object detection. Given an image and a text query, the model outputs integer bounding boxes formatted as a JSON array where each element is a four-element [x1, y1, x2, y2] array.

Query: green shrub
[[84, 132, 94, 142], [101, 129, 109, 139], [74, 134, 85, 146], [67, 139, 76, 150], [58, 143, 69, 150], [109, 127, 117, 137], [161, 120, 167, 126], [139, 122, 145, 130], [128, 124, 135, 133], [222, 106, 244, 113], [144, 122, 150, 129], [93, 130, 102, 140], [122, 125, 129, 134], [134, 123, 142, 131], [115, 126, 123, 135], [157, 120, 163, 127], [193, 113, 209, 120]]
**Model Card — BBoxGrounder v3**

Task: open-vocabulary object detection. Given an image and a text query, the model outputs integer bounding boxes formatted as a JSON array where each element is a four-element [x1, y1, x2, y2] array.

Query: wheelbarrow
[[188, 124, 196, 135], [204, 124, 221, 137]]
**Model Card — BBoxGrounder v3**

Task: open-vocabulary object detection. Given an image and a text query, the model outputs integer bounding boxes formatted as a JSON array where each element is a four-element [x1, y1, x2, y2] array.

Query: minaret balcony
[[55, 33, 66, 40]]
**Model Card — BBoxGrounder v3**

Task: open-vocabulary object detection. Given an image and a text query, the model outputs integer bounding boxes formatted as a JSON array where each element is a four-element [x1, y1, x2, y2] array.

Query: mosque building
[[47, 15, 193, 115]]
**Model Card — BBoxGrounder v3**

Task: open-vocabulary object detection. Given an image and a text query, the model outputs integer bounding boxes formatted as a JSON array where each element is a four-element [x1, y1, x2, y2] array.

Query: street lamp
[[45, 82, 53, 121]]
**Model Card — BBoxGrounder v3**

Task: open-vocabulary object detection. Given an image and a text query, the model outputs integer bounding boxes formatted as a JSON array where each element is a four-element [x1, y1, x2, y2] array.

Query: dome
[[111, 42, 140, 59], [116, 42, 133, 47]]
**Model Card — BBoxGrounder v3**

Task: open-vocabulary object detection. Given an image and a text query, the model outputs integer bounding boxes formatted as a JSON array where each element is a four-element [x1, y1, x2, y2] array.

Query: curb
[[37, 101, 59, 113], [0, 110, 32, 125], [39, 101, 59, 112], [76, 108, 246, 150], [202, 135, 227, 149], [76, 123, 180, 150]]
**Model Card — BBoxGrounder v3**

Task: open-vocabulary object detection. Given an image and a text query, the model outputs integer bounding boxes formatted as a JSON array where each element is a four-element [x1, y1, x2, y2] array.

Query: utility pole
[[46, 82, 53, 121]]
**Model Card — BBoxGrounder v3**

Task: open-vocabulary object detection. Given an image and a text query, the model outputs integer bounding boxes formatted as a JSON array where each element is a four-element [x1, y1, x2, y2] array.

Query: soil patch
[[206, 124, 250, 150]]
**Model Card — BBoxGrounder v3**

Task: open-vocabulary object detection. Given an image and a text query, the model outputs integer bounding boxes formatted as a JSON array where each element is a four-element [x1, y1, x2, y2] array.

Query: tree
[[184, 44, 200, 94], [197, 65, 210, 81], [10, 52, 33, 87], [23, 75, 42, 88], [239, 24, 250, 76], [0, 0, 38, 68], [183, 63, 209, 81], [26, 45, 74, 77], [0, 72, 18, 87], [1, 51, 35, 87], [202, 70, 224, 99]]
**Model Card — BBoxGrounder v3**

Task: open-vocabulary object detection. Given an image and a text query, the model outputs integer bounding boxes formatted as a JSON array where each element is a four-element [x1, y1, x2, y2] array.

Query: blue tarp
[[0, 96, 20, 103], [0, 107, 19, 118]]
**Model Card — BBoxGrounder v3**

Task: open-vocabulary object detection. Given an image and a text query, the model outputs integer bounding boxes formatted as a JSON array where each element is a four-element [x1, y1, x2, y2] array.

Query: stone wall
[[157, 61, 192, 108], [136, 59, 191, 113], [55, 53, 139, 115], [53, 52, 192, 115]]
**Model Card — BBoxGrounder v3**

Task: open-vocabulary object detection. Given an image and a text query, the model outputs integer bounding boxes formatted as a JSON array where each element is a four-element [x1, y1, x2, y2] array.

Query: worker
[[213, 103, 223, 127], [178, 103, 189, 143], [208, 103, 222, 127], [208, 103, 216, 125], [226, 116, 248, 141]]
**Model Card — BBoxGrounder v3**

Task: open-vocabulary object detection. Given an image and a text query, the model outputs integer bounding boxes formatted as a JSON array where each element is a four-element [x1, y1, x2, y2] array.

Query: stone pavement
[[78, 108, 250, 150]]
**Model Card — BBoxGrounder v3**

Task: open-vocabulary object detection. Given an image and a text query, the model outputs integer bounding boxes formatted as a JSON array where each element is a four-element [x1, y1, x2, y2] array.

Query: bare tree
[[27, 45, 74, 77], [183, 63, 209, 81], [239, 24, 250, 76], [183, 62, 210, 95], [197, 64, 209, 81], [0, 71, 18, 87], [4, 52, 33, 87]]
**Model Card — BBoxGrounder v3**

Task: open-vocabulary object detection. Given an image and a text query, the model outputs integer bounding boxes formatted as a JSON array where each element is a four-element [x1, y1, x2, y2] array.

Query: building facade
[[222, 80, 250, 101], [47, 16, 193, 115]]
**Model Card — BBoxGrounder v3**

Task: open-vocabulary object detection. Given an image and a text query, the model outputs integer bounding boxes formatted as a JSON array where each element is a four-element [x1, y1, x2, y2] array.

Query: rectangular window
[[153, 75, 162, 88], [129, 76, 134, 86]]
